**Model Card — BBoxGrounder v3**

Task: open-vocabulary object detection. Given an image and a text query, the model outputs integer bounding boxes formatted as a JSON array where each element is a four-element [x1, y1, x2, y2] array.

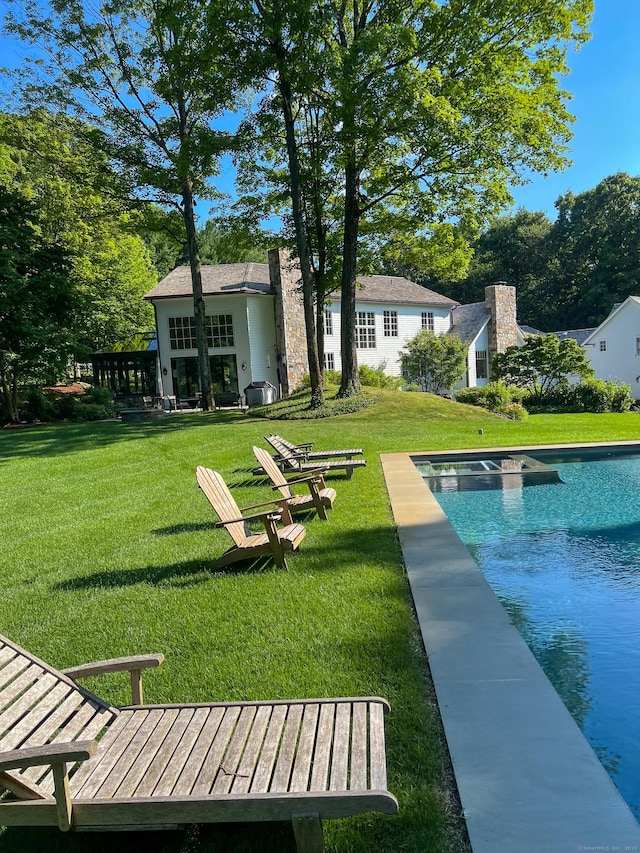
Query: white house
[[144, 248, 523, 403], [579, 296, 640, 397]]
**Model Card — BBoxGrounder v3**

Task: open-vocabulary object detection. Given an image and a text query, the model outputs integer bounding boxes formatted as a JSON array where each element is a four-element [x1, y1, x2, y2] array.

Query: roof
[[329, 275, 458, 307], [145, 263, 273, 300], [519, 324, 545, 336], [553, 328, 596, 346], [449, 302, 488, 344]]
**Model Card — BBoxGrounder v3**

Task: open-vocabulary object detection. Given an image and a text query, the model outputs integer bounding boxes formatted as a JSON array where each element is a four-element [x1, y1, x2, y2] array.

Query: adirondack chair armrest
[[0, 740, 97, 773], [271, 474, 325, 488], [239, 498, 292, 513], [215, 509, 281, 527], [62, 654, 164, 706]]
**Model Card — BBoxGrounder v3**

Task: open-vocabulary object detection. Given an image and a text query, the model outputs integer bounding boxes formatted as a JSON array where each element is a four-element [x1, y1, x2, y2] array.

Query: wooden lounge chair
[[253, 446, 336, 521], [0, 632, 398, 849], [258, 436, 367, 481], [269, 434, 364, 463], [196, 466, 306, 571]]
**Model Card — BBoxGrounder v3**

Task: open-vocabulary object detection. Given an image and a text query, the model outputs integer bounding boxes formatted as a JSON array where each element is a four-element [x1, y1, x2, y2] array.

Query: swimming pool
[[431, 450, 640, 818]]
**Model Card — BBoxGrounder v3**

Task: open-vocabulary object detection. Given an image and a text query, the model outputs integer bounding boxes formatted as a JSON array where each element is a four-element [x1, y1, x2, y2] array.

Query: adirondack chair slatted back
[[196, 466, 250, 545], [0, 634, 117, 799], [253, 446, 292, 498], [264, 436, 302, 472]]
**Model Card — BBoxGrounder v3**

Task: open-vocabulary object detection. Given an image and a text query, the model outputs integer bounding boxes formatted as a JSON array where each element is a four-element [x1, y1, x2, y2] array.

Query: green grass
[[1, 390, 639, 852]]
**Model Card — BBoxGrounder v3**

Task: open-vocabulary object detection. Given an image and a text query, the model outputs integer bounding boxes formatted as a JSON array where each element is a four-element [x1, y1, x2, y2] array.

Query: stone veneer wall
[[269, 248, 308, 395], [485, 282, 518, 364]]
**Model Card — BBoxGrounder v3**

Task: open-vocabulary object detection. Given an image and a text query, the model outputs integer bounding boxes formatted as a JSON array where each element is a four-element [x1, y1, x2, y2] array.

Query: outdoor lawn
[[2, 389, 640, 853]]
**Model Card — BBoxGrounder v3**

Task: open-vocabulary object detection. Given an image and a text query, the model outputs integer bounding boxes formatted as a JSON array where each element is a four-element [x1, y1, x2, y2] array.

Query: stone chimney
[[269, 248, 308, 395], [485, 282, 518, 363]]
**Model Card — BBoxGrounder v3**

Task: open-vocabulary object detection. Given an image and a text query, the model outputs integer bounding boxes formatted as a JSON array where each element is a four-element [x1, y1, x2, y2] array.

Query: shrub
[[496, 402, 528, 420], [23, 387, 55, 422], [525, 379, 633, 413], [358, 364, 403, 389], [455, 382, 524, 412]]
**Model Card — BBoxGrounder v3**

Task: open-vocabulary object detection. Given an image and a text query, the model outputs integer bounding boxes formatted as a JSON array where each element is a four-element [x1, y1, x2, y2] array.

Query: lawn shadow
[[0, 410, 252, 461]]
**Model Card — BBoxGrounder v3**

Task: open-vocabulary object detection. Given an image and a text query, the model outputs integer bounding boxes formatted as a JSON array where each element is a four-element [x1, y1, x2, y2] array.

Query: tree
[[400, 330, 467, 394], [440, 210, 555, 328], [0, 111, 156, 359], [6, 0, 249, 411], [0, 187, 75, 422], [197, 215, 271, 265], [547, 173, 640, 329], [492, 334, 593, 403]]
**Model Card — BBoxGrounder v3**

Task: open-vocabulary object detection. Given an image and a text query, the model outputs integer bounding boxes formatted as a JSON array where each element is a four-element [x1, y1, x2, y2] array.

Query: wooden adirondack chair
[[252, 446, 336, 521], [0, 633, 398, 849], [259, 436, 367, 481], [196, 466, 306, 571]]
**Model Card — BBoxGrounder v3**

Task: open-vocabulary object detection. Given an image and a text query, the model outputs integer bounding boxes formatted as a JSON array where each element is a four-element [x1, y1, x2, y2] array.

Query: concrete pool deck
[[381, 446, 640, 853]]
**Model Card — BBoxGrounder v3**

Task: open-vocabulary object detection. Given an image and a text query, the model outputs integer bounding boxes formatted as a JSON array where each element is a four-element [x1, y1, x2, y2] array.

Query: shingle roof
[[552, 328, 596, 346], [449, 302, 488, 344], [145, 263, 273, 299], [329, 275, 458, 307]]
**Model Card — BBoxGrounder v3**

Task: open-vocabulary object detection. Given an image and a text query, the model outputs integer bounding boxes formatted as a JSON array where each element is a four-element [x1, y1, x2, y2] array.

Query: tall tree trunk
[[0, 369, 19, 423], [182, 180, 215, 411], [278, 75, 323, 408], [339, 157, 361, 397]]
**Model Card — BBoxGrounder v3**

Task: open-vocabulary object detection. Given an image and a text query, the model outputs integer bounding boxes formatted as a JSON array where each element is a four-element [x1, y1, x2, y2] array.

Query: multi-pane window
[[475, 349, 488, 379], [636, 337, 640, 357], [324, 309, 333, 336], [324, 352, 335, 370], [600, 340, 607, 352], [169, 315, 234, 350], [383, 310, 398, 337], [356, 311, 376, 348], [207, 314, 234, 348], [421, 311, 435, 332], [169, 316, 197, 350]]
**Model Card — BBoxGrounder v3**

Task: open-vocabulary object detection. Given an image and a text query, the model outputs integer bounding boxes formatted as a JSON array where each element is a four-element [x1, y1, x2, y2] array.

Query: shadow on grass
[[0, 410, 251, 461], [0, 821, 297, 853]]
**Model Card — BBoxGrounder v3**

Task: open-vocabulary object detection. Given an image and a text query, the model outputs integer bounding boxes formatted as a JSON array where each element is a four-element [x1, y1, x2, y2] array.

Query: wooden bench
[[0, 634, 398, 850]]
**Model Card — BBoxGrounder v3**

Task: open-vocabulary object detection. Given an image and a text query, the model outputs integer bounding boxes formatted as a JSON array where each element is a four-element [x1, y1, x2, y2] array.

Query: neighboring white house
[[579, 297, 640, 397], [144, 248, 524, 403]]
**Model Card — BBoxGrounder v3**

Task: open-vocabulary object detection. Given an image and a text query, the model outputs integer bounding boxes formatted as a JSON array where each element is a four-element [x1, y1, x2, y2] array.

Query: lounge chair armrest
[[239, 498, 291, 513], [63, 655, 164, 706], [271, 474, 324, 488], [0, 740, 96, 772], [62, 654, 164, 680]]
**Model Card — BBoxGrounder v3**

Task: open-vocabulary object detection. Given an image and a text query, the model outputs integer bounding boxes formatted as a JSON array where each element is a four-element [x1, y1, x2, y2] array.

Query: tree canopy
[[400, 330, 467, 394]]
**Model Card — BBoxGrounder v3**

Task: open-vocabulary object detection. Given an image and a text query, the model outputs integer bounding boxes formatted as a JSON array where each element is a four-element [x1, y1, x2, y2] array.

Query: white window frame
[[475, 349, 488, 379], [600, 340, 607, 352], [324, 309, 333, 336], [356, 311, 376, 349], [383, 310, 398, 337], [421, 311, 434, 332], [324, 352, 335, 370]]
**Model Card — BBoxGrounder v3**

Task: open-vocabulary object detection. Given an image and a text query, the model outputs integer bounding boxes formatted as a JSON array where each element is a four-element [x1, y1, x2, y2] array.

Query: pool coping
[[381, 442, 640, 853]]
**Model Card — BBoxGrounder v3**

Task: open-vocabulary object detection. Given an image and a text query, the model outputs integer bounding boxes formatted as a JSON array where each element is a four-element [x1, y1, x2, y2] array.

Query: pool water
[[434, 454, 640, 818]]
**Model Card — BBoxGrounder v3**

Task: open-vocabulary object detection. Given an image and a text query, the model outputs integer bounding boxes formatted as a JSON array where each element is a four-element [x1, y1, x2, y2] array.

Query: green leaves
[[400, 330, 468, 393]]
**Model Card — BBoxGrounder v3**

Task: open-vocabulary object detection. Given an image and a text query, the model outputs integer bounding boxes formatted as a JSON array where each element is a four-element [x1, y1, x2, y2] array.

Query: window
[[600, 340, 607, 352], [171, 354, 238, 401], [324, 352, 335, 370], [383, 310, 398, 337], [356, 311, 376, 348], [324, 309, 333, 336], [168, 316, 197, 350], [475, 349, 488, 379], [421, 311, 434, 332], [207, 314, 234, 348], [636, 337, 640, 357]]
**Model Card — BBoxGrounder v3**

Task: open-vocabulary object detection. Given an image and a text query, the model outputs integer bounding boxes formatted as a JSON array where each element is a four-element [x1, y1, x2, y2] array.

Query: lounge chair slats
[[262, 435, 366, 480], [0, 633, 397, 850]]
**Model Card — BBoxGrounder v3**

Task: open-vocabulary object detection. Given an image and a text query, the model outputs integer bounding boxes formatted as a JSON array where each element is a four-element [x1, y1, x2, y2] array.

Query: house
[[143, 249, 524, 403], [578, 297, 640, 396]]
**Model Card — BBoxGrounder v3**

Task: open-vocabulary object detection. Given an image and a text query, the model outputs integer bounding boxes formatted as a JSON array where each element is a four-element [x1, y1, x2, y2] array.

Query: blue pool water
[[433, 453, 640, 818]]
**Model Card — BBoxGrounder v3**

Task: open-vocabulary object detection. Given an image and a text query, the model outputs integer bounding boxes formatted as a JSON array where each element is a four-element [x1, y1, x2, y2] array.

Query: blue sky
[[509, 0, 640, 218], [1, 1, 638, 224]]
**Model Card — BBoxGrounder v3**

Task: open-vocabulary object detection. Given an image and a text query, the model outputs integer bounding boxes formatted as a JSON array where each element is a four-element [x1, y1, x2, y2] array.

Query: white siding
[[246, 296, 279, 389], [153, 294, 265, 396], [584, 298, 640, 397], [323, 300, 453, 376]]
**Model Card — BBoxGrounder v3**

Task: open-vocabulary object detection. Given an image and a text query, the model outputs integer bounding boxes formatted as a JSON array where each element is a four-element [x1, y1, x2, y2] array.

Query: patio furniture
[[252, 446, 336, 521], [196, 466, 306, 571], [0, 632, 398, 850], [258, 436, 367, 481], [269, 434, 364, 463]]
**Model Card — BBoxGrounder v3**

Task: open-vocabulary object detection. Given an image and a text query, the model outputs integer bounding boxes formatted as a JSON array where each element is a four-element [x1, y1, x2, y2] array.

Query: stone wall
[[485, 282, 518, 363], [269, 248, 308, 395]]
